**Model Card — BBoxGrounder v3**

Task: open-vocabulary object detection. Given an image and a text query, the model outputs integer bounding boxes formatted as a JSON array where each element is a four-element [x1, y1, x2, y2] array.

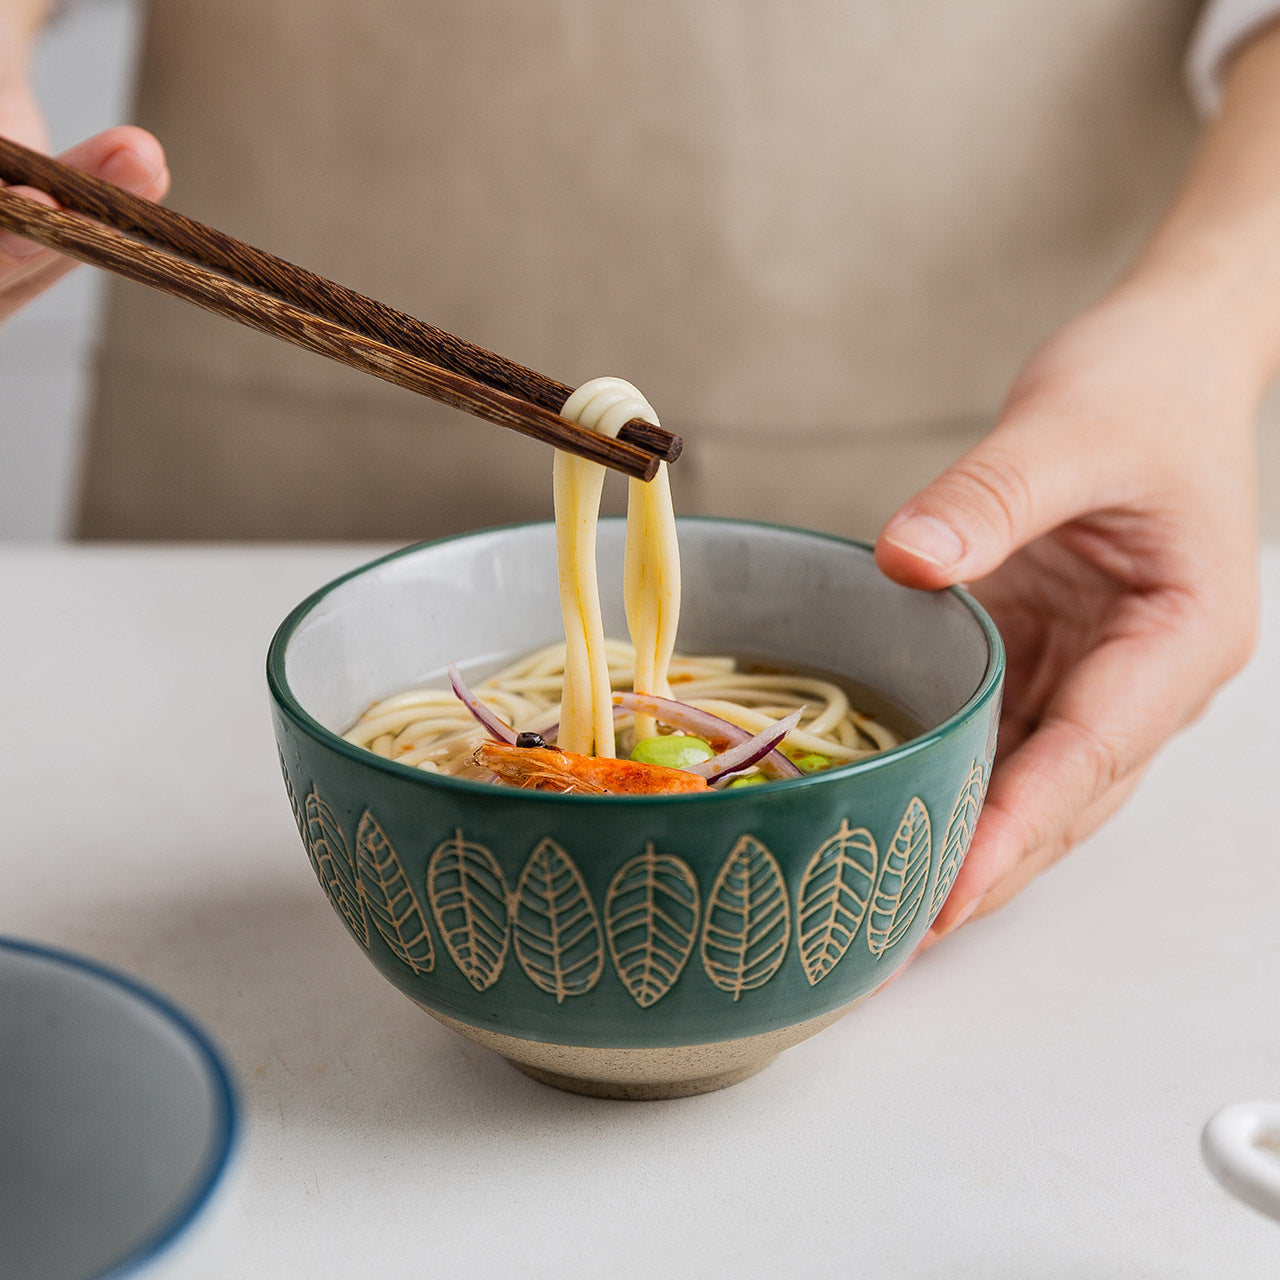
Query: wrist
[[1110, 20, 1280, 399], [1118, 217, 1280, 407]]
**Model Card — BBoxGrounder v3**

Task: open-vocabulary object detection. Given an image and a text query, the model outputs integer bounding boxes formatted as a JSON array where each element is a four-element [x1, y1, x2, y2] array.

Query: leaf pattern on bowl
[[513, 838, 604, 1003], [701, 835, 790, 1000], [303, 787, 369, 947], [278, 750, 306, 843], [286, 778, 974, 1002], [866, 797, 932, 959], [928, 760, 987, 923], [797, 820, 878, 986], [428, 829, 510, 991], [605, 843, 701, 1008], [355, 810, 435, 975]]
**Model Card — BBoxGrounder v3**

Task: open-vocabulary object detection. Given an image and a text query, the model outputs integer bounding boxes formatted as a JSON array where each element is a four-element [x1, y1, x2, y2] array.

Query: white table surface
[[3, 542, 1277, 1278]]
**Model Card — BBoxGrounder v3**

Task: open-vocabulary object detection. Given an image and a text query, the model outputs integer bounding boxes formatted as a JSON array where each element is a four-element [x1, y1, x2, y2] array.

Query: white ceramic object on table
[[1202, 1101, 1280, 1223], [0, 938, 241, 1279]]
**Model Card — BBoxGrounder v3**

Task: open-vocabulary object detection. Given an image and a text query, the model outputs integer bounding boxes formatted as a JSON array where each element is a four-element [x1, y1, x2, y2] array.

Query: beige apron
[[78, 0, 1212, 542]]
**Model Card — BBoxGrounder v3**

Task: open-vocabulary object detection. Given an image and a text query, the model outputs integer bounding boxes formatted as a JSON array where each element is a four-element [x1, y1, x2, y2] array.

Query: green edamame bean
[[791, 752, 831, 773], [630, 734, 715, 769]]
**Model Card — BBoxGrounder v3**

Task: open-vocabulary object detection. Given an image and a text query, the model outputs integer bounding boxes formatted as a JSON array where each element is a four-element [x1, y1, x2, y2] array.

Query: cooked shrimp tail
[[475, 741, 709, 795]]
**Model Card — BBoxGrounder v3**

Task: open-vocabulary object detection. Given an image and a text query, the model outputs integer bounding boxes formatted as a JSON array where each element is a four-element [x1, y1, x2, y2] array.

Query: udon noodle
[[344, 377, 899, 789]]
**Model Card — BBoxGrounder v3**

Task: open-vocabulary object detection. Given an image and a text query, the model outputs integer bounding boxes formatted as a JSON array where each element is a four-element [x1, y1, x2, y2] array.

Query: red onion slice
[[448, 663, 517, 745], [685, 708, 805, 784], [613, 691, 803, 779]]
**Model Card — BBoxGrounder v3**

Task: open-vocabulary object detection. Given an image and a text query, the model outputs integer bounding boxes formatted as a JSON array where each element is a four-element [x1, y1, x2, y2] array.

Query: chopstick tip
[[617, 418, 683, 465]]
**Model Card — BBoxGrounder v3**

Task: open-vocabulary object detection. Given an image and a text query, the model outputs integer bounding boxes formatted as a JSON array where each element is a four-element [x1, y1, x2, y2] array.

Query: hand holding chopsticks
[[0, 135, 680, 482]]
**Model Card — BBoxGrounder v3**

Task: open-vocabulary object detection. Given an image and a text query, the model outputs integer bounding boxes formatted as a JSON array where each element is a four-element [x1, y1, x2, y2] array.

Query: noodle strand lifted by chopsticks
[[554, 377, 679, 754]]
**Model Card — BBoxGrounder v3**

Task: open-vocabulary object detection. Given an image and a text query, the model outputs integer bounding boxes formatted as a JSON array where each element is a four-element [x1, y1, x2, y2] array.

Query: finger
[[917, 769, 1145, 955], [55, 125, 169, 198], [869, 946, 920, 995], [0, 126, 169, 280], [874, 412, 1111, 590], [0, 245, 82, 309], [927, 600, 1212, 936], [0, 182, 56, 260], [972, 768, 1145, 917]]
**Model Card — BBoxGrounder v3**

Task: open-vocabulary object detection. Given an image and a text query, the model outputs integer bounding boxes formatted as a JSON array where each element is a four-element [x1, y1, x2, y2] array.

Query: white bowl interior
[[0, 944, 235, 1280], [285, 521, 993, 741]]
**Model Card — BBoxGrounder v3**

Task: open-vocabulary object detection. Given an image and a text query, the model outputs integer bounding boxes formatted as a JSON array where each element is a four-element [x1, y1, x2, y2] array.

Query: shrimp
[[474, 741, 710, 795]]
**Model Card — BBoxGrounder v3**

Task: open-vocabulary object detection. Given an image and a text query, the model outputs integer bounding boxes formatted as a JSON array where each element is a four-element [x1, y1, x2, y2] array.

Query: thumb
[[874, 425, 1090, 589], [0, 126, 169, 321]]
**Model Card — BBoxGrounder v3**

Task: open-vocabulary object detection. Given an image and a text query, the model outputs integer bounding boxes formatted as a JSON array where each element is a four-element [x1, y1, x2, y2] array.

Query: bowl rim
[[0, 935, 240, 1279], [267, 517, 1005, 805]]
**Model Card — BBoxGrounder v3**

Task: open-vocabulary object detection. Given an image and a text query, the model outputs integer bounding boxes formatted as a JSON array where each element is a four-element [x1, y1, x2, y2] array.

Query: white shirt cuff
[[1187, 0, 1280, 113]]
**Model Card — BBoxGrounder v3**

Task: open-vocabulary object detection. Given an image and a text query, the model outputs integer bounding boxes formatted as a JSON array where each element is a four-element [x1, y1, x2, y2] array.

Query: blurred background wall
[[0, 0, 140, 540]]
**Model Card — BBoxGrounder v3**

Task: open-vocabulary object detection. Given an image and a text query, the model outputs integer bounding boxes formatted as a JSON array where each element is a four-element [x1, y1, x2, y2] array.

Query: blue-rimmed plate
[[0, 937, 241, 1279]]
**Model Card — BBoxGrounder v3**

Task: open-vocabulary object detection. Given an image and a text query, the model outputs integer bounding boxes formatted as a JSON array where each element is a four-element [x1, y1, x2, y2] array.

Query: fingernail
[[881, 513, 965, 570], [944, 896, 983, 936], [100, 147, 163, 193]]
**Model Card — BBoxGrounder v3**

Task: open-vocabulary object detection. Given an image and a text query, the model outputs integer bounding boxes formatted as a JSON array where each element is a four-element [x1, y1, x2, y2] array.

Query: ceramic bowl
[[0, 937, 240, 1279], [268, 519, 1003, 1099]]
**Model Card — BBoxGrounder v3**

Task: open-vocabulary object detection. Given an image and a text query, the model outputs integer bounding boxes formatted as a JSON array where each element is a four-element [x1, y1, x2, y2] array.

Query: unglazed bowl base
[[509, 1060, 773, 1100], [421, 999, 866, 1100]]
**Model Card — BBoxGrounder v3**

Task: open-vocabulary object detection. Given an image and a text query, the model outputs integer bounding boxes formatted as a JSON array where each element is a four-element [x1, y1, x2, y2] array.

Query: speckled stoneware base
[[423, 1001, 864, 1100]]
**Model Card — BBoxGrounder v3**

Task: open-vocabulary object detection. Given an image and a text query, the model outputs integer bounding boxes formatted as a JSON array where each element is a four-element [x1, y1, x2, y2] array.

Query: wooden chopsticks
[[0, 136, 680, 482]]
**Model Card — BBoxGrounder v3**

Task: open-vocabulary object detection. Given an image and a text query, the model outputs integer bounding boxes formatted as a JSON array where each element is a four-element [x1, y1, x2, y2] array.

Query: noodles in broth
[[344, 377, 899, 790]]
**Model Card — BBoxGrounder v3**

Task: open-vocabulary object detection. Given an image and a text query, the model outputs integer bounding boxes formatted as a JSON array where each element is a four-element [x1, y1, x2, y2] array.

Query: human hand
[[0, 15, 168, 323], [874, 275, 1260, 943]]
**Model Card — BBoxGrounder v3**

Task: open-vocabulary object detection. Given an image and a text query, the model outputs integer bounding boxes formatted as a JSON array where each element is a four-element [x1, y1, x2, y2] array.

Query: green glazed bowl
[[268, 519, 1003, 1099]]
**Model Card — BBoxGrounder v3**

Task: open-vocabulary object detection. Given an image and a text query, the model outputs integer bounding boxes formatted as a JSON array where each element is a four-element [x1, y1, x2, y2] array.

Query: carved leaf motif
[[701, 834, 790, 999], [866, 797, 931, 958], [355, 811, 434, 975], [928, 761, 987, 923], [304, 787, 369, 947], [428, 829, 510, 991], [797, 820, 877, 986], [278, 750, 305, 843], [605, 843, 700, 1008], [513, 838, 604, 1003]]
